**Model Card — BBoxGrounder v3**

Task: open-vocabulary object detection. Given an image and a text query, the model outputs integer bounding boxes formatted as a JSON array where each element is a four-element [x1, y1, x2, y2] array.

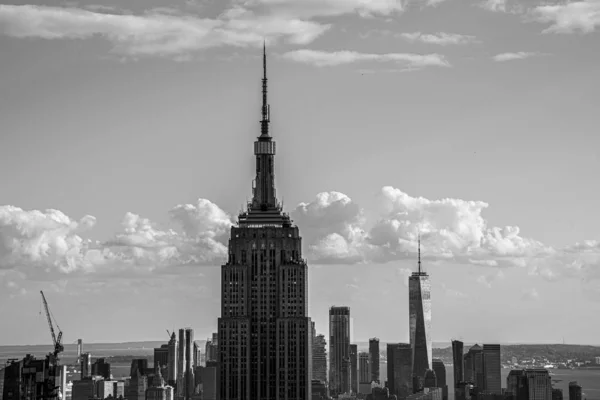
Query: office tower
[[176, 328, 194, 400], [553, 389, 564, 400], [127, 372, 148, 400], [464, 345, 484, 388], [72, 379, 97, 400], [568, 382, 582, 400], [312, 381, 328, 400], [155, 345, 169, 369], [350, 345, 358, 394], [205, 333, 218, 364], [193, 342, 198, 370], [197, 365, 218, 400], [386, 343, 412, 398], [313, 334, 328, 383], [406, 387, 443, 400], [409, 237, 432, 379], [167, 332, 178, 388], [97, 381, 116, 399], [482, 344, 501, 394], [81, 353, 92, 379], [217, 45, 313, 400], [359, 352, 371, 394], [506, 369, 552, 400], [452, 341, 464, 386], [131, 359, 149, 378], [92, 359, 111, 380], [77, 339, 83, 363], [432, 359, 447, 400], [423, 370, 437, 388], [330, 306, 351, 397], [369, 338, 381, 384], [114, 382, 125, 398]]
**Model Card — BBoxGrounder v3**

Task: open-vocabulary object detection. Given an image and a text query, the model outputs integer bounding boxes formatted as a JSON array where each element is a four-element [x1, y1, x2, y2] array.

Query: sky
[[0, 0, 599, 347]]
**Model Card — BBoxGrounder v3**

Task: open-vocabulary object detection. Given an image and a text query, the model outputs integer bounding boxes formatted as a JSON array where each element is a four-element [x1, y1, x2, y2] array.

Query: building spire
[[260, 40, 270, 137], [418, 233, 422, 274]]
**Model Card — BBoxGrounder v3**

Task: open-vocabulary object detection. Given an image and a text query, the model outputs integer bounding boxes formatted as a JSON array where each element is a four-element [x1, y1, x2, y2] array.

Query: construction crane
[[40, 291, 64, 359]]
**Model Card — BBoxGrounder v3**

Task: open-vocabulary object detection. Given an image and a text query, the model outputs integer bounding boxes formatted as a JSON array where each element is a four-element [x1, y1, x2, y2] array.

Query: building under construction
[[2, 355, 66, 400]]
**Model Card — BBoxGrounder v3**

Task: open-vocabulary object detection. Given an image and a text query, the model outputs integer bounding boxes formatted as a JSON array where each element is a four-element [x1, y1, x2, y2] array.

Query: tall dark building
[[409, 238, 432, 379], [369, 338, 381, 384], [81, 353, 92, 379], [217, 45, 313, 400], [329, 306, 351, 397], [167, 332, 178, 388], [359, 352, 370, 389], [177, 328, 194, 400], [386, 343, 412, 399], [482, 344, 501, 394], [423, 369, 437, 388], [2, 355, 64, 400], [350, 345, 358, 394], [569, 382, 582, 400], [553, 389, 564, 400], [91, 358, 111, 380], [154, 346, 169, 369], [432, 359, 447, 400], [451, 340, 464, 386], [464, 345, 484, 388], [507, 369, 552, 400], [205, 333, 218, 364]]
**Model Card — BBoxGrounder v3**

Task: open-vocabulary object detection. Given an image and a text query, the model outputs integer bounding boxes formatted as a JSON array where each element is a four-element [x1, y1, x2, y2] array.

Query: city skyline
[[2, 0, 600, 346]]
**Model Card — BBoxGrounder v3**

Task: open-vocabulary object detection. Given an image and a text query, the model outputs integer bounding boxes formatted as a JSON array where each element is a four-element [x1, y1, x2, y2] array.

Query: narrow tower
[[408, 235, 432, 380], [218, 45, 312, 400]]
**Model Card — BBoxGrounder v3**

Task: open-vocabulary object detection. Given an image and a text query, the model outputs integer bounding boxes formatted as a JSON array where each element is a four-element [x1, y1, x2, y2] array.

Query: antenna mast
[[418, 233, 422, 274]]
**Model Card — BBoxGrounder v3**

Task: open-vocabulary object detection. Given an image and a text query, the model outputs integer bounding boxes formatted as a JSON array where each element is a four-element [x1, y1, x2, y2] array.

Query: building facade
[[312, 334, 328, 384], [506, 369, 552, 400], [386, 343, 412, 399], [464, 345, 484, 389], [369, 339, 381, 384], [409, 239, 432, 380], [350, 345, 358, 395], [167, 333, 178, 388], [432, 359, 447, 400], [482, 345, 501, 394], [568, 382, 582, 400], [217, 46, 313, 400], [329, 307, 351, 397]]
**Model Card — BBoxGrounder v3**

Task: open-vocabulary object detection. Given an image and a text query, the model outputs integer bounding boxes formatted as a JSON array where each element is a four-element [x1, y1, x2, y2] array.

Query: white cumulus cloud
[[492, 52, 540, 62], [400, 32, 478, 45], [531, 0, 600, 34]]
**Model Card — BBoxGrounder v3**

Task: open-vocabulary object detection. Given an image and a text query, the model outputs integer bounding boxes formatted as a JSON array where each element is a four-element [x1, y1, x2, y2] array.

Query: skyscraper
[[386, 343, 412, 399], [358, 352, 370, 395], [217, 45, 313, 400], [312, 333, 328, 384], [482, 344, 501, 394], [205, 333, 218, 364], [167, 332, 178, 388], [451, 340, 464, 387], [569, 382, 582, 400], [464, 344, 484, 388], [409, 237, 432, 380], [432, 359, 447, 400], [154, 346, 169, 369], [81, 353, 92, 379], [177, 328, 194, 400], [369, 338, 380, 384], [329, 306, 351, 397], [507, 369, 552, 400], [350, 345, 358, 394]]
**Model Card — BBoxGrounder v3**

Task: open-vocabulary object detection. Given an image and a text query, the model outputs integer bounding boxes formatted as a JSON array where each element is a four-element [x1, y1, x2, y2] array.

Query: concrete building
[[2, 355, 65, 400], [72, 379, 97, 400], [205, 333, 218, 364], [96, 381, 115, 399], [312, 380, 328, 400], [359, 352, 371, 395], [217, 46, 313, 400], [369, 339, 381, 384], [197, 364, 217, 400], [81, 354, 92, 380], [482, 345, 501, 394], [506, 369, 552, 400], [330, 306, 351, 397], [432, 359, 447, 400], [113, 382, 125, 398], [312, 333, 328, 384], [386, 343, 412, 399], [553, 389, 564, 400], [350, 345, 358, 395], [409, 238, 432, 380], [167, 333, 178, 389], [406, 388, 442, 400]]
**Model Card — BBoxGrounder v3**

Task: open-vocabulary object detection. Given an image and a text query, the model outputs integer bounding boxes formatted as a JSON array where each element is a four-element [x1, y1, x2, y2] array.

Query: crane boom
[[40, 290, 64, 358]]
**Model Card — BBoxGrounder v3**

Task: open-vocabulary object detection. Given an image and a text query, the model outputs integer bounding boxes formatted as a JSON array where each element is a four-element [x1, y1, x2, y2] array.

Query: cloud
[[0, 4, 329, 57], [282, 49, 451, 68], [492, 52, 540, 62], [476, 270, 504, 288], [0, 206, 99, 273], [239, 0, 406, 18], [400, 32, 479, 45], [441, 283, 469, 298], [481, 0, 507, 12], [530, 0, 600, 34]]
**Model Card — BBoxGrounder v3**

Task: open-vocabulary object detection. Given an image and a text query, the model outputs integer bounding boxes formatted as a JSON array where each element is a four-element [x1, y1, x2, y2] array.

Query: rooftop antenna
[[260, 40, 270, 138], [418, 233, 422, 274]]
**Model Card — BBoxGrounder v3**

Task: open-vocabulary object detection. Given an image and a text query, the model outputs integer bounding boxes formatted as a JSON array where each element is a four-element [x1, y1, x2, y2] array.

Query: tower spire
[[260, 40, 270, 137], [418, 233, 422, 274]]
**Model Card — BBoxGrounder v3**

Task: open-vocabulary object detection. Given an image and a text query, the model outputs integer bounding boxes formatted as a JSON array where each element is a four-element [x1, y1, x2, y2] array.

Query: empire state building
[[217, 46, 313, 400]]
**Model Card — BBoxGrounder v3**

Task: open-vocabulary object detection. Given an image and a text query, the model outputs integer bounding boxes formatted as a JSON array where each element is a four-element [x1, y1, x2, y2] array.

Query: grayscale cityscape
[[1, 1, 599, 400]]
